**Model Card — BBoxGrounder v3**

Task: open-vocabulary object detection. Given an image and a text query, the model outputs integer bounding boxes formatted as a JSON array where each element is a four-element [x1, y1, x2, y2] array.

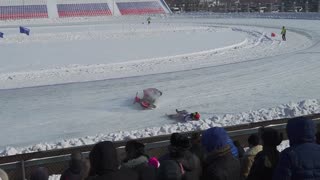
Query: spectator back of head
[[125, 140, 145, 160], [260, 128, 283, 147], [170, 133, 190, 150], [89, 141, 119, 176], [248, 134, 260, 146], [201, 127, 229, 152], [286, 116, 316, 146], [69, 151, 83, 174]]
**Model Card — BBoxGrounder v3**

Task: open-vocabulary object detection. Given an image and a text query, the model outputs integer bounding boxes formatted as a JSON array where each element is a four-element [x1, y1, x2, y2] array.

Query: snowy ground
[[0, 13, 320, 155]]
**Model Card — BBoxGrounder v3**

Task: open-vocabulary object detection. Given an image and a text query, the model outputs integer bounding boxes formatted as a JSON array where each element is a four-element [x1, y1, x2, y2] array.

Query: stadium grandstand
[[0, 0, 171, 20]]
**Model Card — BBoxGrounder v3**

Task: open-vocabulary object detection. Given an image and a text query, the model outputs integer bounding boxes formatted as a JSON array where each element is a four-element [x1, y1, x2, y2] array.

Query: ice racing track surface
[[0, 16, 320, 150]]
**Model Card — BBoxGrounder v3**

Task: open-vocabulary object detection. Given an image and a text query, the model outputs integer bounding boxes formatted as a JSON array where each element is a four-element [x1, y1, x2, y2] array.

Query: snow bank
[[1, 99, 319, 156]]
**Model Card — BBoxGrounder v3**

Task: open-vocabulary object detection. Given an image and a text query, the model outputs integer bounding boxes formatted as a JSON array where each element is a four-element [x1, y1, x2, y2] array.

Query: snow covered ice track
[[0, 16, 320, 154], [0, 21, 311, 89]]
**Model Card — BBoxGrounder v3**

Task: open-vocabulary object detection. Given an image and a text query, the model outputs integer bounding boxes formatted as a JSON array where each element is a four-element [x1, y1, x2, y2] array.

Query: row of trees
[[166, 0, 320, 13]]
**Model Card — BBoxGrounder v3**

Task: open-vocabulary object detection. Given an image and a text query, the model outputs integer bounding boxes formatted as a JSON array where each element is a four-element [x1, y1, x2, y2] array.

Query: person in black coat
[[190, 132, 207, 164], [88, 141, 139, 180], [247, 127, 283, 180], [60, 152, 83, 180], [122, 140, 156, 180], [157, 160, 184, 180], [159, 133, 202, 180], [30, 167, 49, 180], [201, 127, 240, 180], [273, 117, 320, 180]]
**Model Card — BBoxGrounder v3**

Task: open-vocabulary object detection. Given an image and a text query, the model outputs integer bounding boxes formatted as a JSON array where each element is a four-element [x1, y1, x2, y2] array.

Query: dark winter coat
[[122, 155, 156, 180], [246, 147, 280, 180], [159, 148, 202, 180], [247, 127, 282, 180], [190, 143, 207, 164], [88, 141, 138, 180], [179, 150, 202, 180], [201, 146, 240, 180], [60, 169, 82, 180], [273, 117, 320, 180], [157, 160, 183, 180], [30, 167, 49, 180]]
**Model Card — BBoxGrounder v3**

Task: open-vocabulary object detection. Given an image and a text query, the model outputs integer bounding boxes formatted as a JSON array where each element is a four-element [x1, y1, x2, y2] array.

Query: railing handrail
[[0, 113, 319, 167]]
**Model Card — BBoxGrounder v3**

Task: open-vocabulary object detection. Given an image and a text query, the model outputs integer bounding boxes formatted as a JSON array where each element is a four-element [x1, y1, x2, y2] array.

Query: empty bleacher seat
[[117, 1, 165, 15], [57, 3, 112, 17], [0, 0, 48, 20]]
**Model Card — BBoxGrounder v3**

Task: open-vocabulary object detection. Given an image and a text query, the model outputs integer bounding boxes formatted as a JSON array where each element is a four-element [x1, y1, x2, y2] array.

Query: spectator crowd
[[1, 116, 320, 180]]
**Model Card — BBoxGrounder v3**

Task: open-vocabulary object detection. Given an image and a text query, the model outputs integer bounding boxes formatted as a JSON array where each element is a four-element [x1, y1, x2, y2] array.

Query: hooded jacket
[[88, 141, 138, 180], [201, 127, 240, 180], [202, 147, 240, 180], [273, 117, 320, 180]]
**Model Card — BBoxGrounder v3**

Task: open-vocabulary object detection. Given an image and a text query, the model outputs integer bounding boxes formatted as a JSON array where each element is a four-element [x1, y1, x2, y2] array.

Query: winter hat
[[286, 117, 316, 146], [30, 167, 49, 180], [202, 127, 230, 152], [248, 134, 260, 146], [125, 140, 145, 159], [170, 133, 180, 145], [89, 141, 119, 175], [170, 133, 190, 149], [260, 128, 283, 147], [0, 169, 8, 180], [148, 157, 160, 168]]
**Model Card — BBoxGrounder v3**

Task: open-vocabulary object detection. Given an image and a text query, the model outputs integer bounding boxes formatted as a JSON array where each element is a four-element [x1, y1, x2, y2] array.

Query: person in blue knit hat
[[201, 127, 240, 180]]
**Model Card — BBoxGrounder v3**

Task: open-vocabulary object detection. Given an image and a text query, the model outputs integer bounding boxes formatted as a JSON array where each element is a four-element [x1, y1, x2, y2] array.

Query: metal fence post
[[21, 160, 26, 180]]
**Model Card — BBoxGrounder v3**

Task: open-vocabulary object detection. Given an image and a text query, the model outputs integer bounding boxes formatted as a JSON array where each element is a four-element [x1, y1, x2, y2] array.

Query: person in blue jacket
[[273, 117, 320, 180]]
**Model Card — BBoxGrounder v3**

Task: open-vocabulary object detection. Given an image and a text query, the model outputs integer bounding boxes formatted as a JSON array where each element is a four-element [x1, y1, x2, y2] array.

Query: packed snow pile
[[1, 99, 319, 156]]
